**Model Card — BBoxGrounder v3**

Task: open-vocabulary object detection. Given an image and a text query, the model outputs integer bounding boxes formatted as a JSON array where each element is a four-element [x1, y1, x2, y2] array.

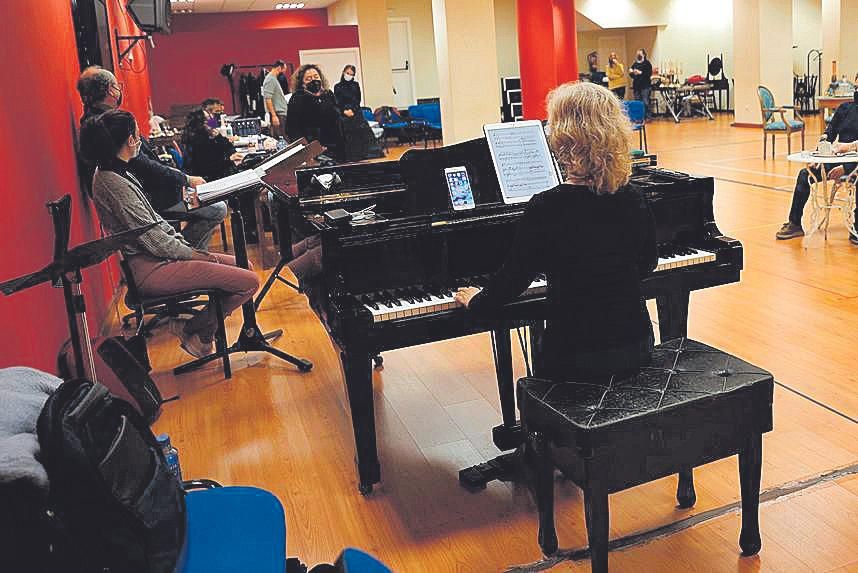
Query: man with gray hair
[[77, 66, 227, 251]]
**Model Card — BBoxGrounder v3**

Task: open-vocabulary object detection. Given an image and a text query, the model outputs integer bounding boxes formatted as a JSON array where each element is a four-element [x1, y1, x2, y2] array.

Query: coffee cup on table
[[817, 140, 833, 155]]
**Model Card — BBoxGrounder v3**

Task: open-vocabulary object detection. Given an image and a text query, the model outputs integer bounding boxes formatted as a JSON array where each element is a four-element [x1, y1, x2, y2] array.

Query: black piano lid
[[295, 159, 405, 200], [400, 137, 504, 214]]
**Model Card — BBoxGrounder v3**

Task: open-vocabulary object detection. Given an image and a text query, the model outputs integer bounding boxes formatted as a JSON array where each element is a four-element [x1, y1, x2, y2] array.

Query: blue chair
[[361, 106, 374, 122], [408, 103, 442, 147], [336, 548, 393, 572], [179, 483, 286, 573], [374, 106, 409, 148], [623, 100, 648, 153], [758, 85, 805, 158]]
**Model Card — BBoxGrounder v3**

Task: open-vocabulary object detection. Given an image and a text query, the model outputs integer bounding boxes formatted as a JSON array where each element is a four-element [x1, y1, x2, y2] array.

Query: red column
[[552, 0, 579, 85], [516, 0, 579, 120]]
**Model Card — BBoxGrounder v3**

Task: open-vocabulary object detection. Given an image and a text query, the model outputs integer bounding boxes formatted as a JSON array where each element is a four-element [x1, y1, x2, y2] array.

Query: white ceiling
[[176, 0, 337, 13]]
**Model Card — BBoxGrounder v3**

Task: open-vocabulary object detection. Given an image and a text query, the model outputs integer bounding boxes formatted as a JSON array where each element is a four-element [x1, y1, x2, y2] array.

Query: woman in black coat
[[286, 64, 343, 159], [334, 64, 362, 114]]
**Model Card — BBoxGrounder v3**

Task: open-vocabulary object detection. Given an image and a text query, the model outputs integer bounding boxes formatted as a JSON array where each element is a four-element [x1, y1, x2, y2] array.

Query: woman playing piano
[[455, 82, 658, 378], [80, 109, 259, 359]]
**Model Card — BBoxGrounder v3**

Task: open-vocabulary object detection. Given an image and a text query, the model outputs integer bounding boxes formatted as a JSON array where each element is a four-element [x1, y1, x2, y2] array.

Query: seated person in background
[[76, 66, 227, 251], [201, 98, 225, 128], [182, 109, 242, 181], [287, 64, 344, 159], [80, 109, 259, 359], [776, 92, 858, 243], [455, 82, 658, 379]]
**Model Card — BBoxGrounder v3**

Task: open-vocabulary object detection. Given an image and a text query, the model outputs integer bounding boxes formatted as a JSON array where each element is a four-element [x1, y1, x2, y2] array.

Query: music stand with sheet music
[[254, 139, 326, 309], [179, 158, 313, 375], [0, 195, 156, 383]]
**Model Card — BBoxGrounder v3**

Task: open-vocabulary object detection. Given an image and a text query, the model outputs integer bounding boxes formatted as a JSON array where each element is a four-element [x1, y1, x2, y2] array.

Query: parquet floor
[[121, 113, 858, 572]]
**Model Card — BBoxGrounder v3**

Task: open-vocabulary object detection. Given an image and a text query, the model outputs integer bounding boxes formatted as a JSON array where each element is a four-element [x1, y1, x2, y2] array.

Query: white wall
[[387, 0, 440, 100], [494, 0, 520, 79], [793, 0, 822, 75]]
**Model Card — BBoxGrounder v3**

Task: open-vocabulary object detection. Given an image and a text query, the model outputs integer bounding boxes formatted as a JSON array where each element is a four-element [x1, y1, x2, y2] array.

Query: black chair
[[519, 337, 774, 573], [119, 257, 232, 378]]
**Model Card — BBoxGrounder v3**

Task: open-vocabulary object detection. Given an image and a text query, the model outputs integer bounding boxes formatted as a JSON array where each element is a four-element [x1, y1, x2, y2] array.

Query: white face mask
[[344, 74, 355, 82]]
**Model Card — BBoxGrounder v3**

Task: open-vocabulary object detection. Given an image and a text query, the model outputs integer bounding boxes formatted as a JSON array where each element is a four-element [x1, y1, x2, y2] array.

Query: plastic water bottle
[[277, 136, 287, 151], [157, 433, 183, 482], [224, 120, 234, 139]]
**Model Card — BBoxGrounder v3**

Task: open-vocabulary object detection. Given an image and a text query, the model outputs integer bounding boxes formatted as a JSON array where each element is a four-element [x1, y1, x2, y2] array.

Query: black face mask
[[306, 80, 322, 94]]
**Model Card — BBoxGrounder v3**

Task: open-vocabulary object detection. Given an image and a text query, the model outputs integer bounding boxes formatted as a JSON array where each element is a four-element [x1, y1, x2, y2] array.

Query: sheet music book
[[254, 141, 309, 175], [484, 120, 560, 204], [196, 169, 263, 202]]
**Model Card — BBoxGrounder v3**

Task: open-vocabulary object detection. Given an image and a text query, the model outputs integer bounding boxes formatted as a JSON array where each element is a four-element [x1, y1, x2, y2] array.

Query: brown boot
[[775, 222, 805, 240]]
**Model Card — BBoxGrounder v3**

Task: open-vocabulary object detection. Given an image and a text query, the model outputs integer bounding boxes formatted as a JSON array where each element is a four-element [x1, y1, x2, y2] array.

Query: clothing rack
[[221, 62, 295, 115]]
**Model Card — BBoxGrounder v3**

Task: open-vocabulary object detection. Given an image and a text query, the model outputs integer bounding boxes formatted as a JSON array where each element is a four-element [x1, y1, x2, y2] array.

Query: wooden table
[[817, 97, 851, 128]]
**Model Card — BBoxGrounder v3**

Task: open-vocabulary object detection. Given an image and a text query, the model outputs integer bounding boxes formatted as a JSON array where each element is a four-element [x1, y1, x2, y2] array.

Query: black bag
[[57, 335, 163, 425], [37, 380, 186, 573]]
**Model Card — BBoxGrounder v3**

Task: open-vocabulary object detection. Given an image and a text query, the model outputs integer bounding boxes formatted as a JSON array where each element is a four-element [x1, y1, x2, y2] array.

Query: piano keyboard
[[656, 246, 716, 272], [361, 277, 547, 323], [359, 247, 716, 323]]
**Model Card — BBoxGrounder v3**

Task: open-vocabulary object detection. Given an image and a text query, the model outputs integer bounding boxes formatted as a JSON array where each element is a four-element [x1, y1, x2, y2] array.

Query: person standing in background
[[334, 65, 361, 118], [630, 48, 653, 115], [263, 60, 289, 139], [606, 52, 626, 100]]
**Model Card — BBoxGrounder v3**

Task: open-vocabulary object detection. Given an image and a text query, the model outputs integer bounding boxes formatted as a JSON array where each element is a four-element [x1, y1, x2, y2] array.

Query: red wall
[[170, 10, 328, 33], [149, 16, 359, 115], [0, 1, 153, 371]]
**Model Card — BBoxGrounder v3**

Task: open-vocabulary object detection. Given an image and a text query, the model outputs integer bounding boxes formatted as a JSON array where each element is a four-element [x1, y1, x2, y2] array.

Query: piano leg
[[655, 289, 690, 341], [491, 328, 523, 451], [339, 350, 381, 495], [460, 327, 526, 491], [656, 289, 697, 508]]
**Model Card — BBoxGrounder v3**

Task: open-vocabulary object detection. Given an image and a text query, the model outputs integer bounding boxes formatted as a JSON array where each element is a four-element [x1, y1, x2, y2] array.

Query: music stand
[[0, 195, 156, 382], [177, 171, 313, 375], [254, 139, 325, 310]]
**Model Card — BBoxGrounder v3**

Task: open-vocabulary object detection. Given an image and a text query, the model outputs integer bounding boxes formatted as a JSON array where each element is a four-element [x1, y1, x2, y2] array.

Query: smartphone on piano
[[444, 166, 476, 211]]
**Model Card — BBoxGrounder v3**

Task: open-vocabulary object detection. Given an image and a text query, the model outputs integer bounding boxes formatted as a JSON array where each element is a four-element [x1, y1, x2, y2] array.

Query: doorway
[[388, 17, 416, 109]]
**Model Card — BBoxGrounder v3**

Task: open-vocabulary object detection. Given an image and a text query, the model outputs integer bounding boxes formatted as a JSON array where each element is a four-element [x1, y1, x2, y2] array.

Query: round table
[[786, 151, 858, 241]]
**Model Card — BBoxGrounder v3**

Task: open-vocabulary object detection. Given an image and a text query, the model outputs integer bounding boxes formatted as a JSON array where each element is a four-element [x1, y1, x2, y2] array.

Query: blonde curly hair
[[547, 81, 633, 195]]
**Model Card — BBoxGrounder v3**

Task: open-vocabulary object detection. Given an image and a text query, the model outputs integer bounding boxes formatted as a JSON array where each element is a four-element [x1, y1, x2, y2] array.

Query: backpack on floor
[[57, 335, 163, 425], [37, 380, 186, 573]]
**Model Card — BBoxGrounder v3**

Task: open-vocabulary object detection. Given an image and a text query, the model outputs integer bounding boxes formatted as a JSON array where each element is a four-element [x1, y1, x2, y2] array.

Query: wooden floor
[[128, 114, 858, 572]]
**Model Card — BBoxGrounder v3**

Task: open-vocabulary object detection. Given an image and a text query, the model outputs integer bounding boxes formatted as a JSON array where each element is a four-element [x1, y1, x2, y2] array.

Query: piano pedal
[[458, 451, 521, 492]]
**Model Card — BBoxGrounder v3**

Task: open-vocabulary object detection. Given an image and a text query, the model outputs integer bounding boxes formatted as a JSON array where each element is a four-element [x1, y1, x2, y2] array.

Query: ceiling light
[[275, 2, 305, 8]]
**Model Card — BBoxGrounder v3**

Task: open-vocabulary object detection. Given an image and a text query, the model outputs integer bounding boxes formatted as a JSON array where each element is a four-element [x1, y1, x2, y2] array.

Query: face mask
[[306, 79, 322, 93], [344, 74, 355, 82]]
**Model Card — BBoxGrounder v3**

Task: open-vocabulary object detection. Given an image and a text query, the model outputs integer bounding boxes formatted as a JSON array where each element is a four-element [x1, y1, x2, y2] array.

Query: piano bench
[[517, 337, 774, 573]]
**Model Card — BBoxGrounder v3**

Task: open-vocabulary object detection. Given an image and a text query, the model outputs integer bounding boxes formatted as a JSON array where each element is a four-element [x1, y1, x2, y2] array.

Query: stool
[[518, 338, 774, 573]]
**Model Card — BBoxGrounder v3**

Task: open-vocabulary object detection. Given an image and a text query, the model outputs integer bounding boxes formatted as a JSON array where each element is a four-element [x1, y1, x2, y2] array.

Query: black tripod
[[0, 196, 156, 382], [255, 247, 301, 311], [175, 191, 312, 376]]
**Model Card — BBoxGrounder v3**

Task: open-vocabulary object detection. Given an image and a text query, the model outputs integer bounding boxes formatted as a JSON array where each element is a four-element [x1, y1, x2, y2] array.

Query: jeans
[[129, 253, 259, 342], [634, 87, 652, 118], [611, 87, 626, 100], [788, 162, 858, 226], [163, 201, 228, 250]]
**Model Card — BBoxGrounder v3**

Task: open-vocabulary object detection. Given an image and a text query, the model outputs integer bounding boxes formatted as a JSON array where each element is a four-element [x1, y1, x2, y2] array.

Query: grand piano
[[292, 138, 742, 494]]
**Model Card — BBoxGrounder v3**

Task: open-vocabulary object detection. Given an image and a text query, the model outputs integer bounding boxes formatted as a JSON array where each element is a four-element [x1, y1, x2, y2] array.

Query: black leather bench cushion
[[518, 338, 774, 458]]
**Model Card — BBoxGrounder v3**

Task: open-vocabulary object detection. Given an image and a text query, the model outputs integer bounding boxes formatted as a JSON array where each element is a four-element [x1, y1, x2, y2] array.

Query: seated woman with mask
[[455, 82, 658, 379], [80, 109, 259, 359], [286, 64, 344, 159]]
